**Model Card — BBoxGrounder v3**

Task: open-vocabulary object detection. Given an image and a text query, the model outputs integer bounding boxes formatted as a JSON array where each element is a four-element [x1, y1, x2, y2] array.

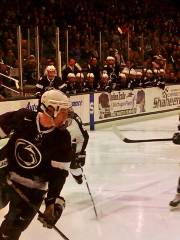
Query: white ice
[[1, 112, 180, 240]]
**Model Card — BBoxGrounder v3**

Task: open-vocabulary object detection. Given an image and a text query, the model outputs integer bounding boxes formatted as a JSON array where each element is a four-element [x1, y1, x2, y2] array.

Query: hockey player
[[36, 65, 64, 95], [169, 132, 180, 209], [0, 89, 72, 239], [35, 65, 65, 111], [67, 110, 89, 184]]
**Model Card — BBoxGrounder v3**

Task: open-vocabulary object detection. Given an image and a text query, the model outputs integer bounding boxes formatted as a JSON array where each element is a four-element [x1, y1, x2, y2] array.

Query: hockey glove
[[172, 132, 180, 145], [38, 196, 65, 228]]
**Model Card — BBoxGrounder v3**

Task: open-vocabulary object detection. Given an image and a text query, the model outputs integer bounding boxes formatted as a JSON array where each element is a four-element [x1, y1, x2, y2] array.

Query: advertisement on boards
[[94, 89, 146, 121]]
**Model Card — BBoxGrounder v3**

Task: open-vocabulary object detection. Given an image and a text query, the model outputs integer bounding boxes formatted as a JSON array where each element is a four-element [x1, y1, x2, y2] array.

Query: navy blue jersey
[[0, 108, 72, 199], [36, 76, 63, 94]]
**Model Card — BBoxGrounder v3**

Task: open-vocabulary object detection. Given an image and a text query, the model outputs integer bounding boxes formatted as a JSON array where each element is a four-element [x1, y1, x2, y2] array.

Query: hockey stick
[[8, 181, 70, 240], [71, 142, 98, 219], [112, 126, 173, 143], [80, 167, 98, 219]]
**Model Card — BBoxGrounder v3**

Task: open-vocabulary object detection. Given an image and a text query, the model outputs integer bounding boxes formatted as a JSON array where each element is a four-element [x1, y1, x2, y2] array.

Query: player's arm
[[69, 112, 89, 184], [35, 77, 45, 92], [0, 110, 26, 209], [47, 155, 71, 201], [72, 112, 89, 156], [39, 162, 70, 228], [47, 131, 72, 200], [39, 132, 72, 228], [0, 109, 26, 139]]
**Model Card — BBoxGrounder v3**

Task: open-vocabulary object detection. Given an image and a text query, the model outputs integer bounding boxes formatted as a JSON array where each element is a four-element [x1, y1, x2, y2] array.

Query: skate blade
[[170, 205, 180, 211]]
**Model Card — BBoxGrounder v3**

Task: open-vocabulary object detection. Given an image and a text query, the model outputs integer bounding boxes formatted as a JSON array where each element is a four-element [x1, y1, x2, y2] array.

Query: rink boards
[[0, 85, 180, 126]]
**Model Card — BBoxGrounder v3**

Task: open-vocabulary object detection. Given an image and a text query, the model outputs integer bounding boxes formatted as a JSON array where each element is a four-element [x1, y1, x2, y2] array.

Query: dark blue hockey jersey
[[0, 108, 72, 199]]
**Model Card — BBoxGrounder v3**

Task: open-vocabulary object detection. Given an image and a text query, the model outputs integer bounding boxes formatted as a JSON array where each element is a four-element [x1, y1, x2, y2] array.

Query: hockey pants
[[0, 182, 46, 240]]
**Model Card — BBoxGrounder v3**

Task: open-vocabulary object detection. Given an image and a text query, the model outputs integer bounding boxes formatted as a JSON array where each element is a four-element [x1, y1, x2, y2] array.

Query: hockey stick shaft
[[80, 167, 98, 219], [9, 182, 70, 240], [122, 137, 172, 143], [112, 126, 173, 143], [71, 142, 98, 219]]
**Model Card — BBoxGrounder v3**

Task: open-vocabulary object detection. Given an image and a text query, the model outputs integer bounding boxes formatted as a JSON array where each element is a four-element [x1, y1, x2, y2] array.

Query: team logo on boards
[[15, 139, 42, 169]]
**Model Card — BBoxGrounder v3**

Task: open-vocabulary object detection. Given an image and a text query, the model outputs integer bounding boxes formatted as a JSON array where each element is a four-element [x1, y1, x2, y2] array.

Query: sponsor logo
[[26, 102, 38, 111], [90, 102, 94, 114], [24, 117, 32, 121], [72, 100, 82, 107]]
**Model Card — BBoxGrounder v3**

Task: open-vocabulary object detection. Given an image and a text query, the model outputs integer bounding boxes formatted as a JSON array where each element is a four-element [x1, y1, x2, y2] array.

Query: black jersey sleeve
[[46, 130, 72, 201], [46, 168, 69, 202], [0, 108, 31, 139], [36, 78, 46, 94]]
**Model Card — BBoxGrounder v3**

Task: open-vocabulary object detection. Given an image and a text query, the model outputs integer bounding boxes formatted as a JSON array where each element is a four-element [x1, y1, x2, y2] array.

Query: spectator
[[62, 58, 82, 82], [23, 55, 36, 85], [87, 57, 101, 89]]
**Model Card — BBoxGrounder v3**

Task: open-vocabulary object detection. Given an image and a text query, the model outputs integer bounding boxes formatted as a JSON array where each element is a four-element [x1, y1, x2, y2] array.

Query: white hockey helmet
[[41, 89, 72, 117], [76, 72, 84, 78], [44, 65, 56, 76], [106, 56, 115, 61], [87, 73, 94, 78], [46, 65, 56, 71], [119, 73, 126, 78], [67, 73, 76, 78]]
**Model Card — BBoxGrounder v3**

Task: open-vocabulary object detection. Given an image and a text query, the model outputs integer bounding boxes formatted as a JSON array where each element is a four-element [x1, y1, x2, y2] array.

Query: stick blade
[[112, 126, 126, 142], [123, 138, 135, 143]]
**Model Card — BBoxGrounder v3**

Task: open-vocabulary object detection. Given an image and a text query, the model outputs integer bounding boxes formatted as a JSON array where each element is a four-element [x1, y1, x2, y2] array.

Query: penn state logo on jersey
[[15, 139, 42, 169]]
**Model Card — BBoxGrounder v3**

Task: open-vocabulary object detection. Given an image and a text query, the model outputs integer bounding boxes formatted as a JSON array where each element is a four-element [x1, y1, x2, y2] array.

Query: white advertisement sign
[[0, 99, 38, 115], [0, 94, 90, 124], [145, 85, 180, 112], [94, 85, 180, 122], [94, 90, 141, 121], [70, 94, 89, 124]]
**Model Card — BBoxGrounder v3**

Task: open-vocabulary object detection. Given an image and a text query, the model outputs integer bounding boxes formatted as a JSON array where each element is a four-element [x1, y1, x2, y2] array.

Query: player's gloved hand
[[76, 151, 86, 167], [172, 132, 180, 144], [38, 196, 65, 228]]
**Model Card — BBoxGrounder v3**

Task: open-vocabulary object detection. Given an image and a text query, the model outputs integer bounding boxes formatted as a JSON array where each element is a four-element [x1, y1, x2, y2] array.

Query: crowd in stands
[[0, 0, 179, 99]]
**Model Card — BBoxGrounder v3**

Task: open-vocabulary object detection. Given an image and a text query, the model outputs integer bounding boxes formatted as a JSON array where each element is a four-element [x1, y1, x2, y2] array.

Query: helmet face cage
[[62, 107, 74, 128]]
